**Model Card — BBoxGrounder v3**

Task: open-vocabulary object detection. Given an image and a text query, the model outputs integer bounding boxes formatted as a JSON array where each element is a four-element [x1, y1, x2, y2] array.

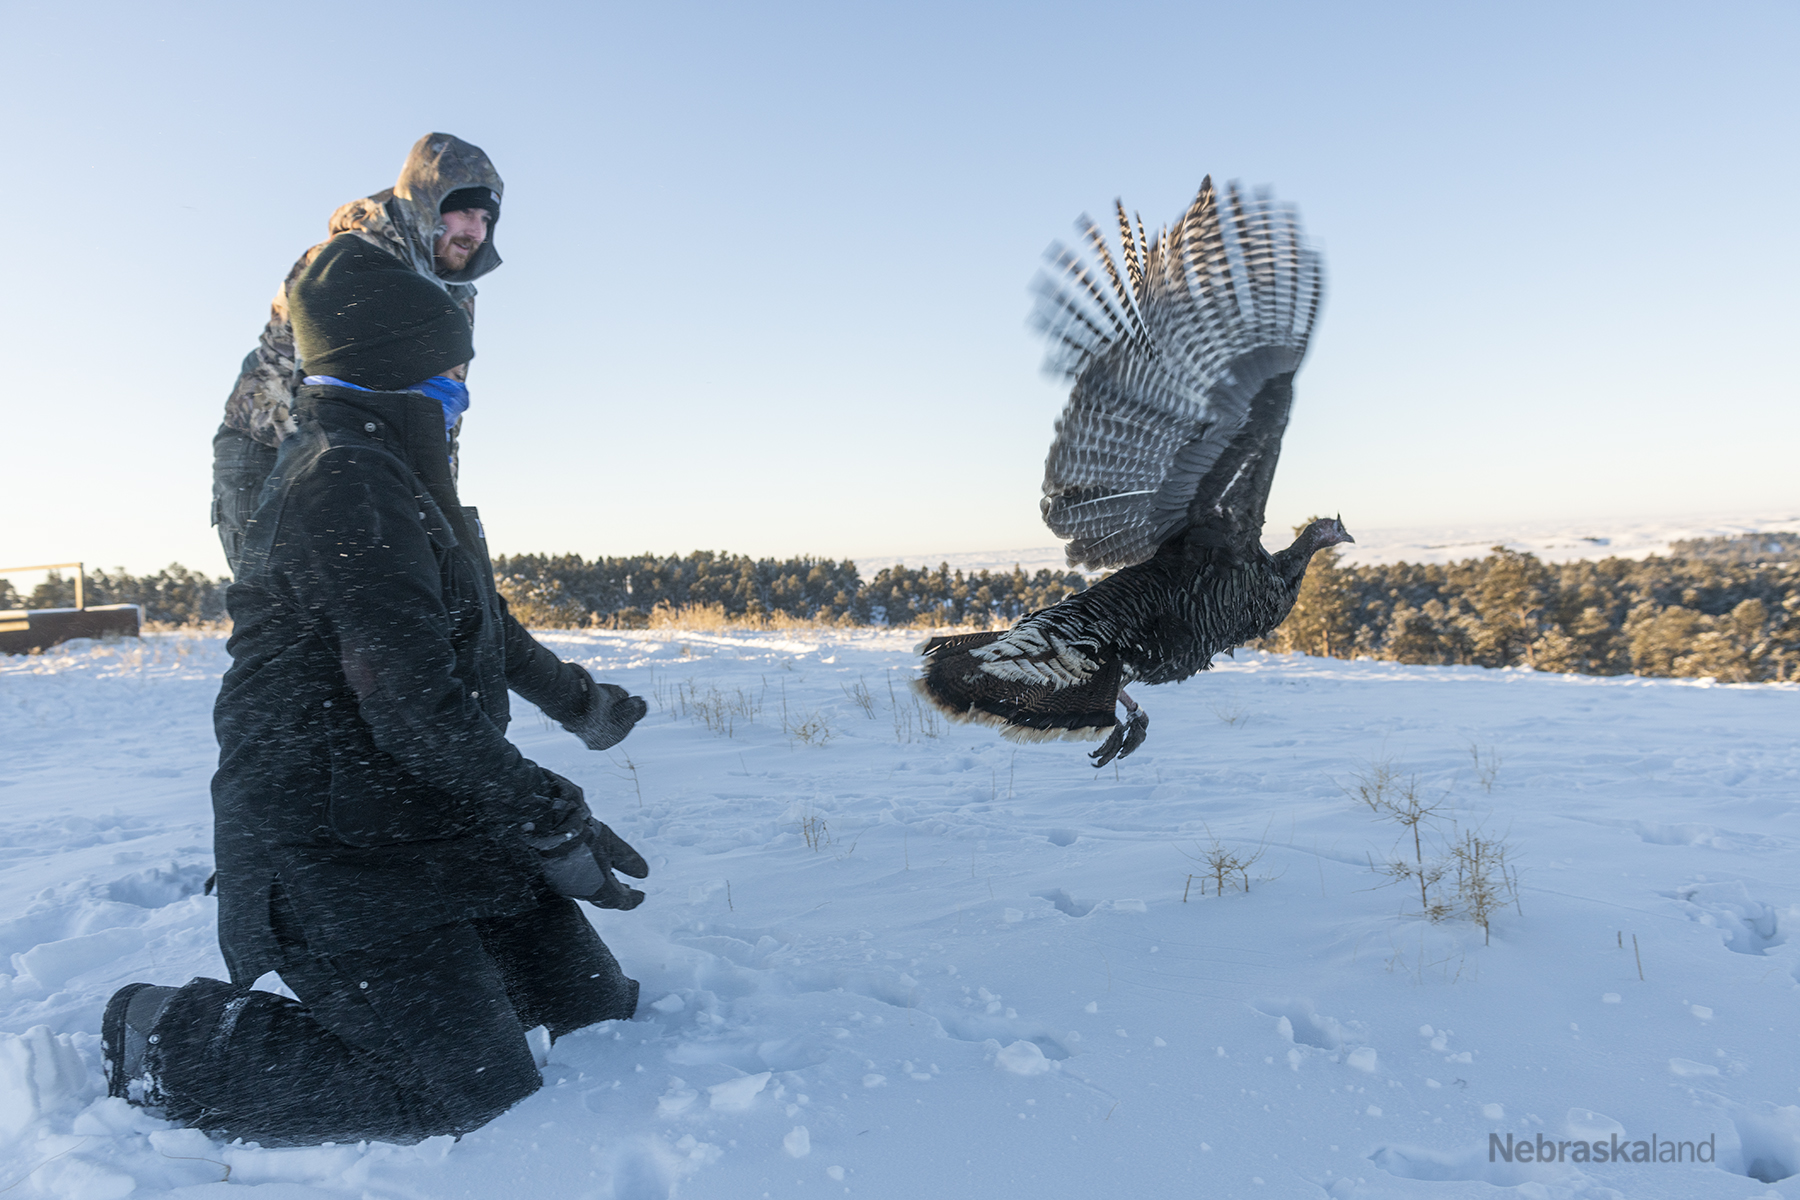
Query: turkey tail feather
[[1116, 202, 1146, 310], [917, 631, 1117, 741]]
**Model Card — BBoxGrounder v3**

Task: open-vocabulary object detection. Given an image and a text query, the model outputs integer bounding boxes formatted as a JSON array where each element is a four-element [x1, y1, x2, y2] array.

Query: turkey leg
[[1088, 688, 1150, 767]]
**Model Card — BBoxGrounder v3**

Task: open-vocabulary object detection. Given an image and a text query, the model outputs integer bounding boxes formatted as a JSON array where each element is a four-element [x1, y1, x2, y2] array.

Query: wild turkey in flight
[[917, 178, 1350, 766]]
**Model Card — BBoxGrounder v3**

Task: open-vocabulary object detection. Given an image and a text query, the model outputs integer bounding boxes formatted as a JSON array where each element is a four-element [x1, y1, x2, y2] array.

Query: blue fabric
[[303, 375, 469, 440], [410, 376, 471, 435]]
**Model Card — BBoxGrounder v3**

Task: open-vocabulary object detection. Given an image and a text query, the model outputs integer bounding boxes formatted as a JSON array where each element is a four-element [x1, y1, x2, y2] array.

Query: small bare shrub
[[1210, 695, 1247, 726], [785, 709, 833, 747], [1342, 756, 1519, 939], [1344, 759, 1451, 919], [1449, 826, 1517, 944], [672, 679, 760, 736], [799, 809, 832, 851], [1181, 826, 1266, 897], [842, 675, 876, 718], [1469, 743, 1503, 792]]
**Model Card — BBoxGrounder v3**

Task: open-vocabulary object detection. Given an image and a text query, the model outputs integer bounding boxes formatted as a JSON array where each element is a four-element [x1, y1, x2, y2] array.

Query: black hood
[[388, 132, 504, 285]]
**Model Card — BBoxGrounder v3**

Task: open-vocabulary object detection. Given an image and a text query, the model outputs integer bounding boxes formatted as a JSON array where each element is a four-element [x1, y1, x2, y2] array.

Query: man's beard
[[438, 238, 479, 271]]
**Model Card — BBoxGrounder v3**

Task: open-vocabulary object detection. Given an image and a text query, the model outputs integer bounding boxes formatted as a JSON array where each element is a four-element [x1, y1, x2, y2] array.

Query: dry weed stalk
[[775, 678, 832, 746], [668, 679, 760, 736], [1469, 743, 1503, 792], [643, 601, 859, 632], [611, 753, 645, 807], [842, 675, 876, 717], [799, 810, 832, 851], [885, 671, 942, 743]]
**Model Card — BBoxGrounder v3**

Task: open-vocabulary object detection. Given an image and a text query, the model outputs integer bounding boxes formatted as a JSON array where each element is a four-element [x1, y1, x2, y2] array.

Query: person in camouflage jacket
[[212, 133, 504, 572]]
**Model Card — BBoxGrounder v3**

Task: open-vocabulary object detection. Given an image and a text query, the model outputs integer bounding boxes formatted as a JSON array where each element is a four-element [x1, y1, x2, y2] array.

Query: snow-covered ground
[[865, 511, 1800, 575], [3, 629, 1799, 1199]]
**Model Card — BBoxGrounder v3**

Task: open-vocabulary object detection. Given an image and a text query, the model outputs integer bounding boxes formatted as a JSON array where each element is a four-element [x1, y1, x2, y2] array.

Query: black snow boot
[[102, 982, 177, 1100]]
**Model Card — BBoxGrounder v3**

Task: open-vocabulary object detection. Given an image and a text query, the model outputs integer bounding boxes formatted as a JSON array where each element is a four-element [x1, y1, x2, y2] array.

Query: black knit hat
[[290, 235, 474, 391], [439, 186, 500, 222]]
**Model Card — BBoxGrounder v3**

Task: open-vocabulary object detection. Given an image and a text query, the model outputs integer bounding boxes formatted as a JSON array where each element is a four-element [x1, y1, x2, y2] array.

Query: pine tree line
[[1262, 543, 1800, 682], [12, 539, 1796, 682], [0, 566, 229, 625], [1669, 531, 1800, 564], [490, 551, 1089, 629]]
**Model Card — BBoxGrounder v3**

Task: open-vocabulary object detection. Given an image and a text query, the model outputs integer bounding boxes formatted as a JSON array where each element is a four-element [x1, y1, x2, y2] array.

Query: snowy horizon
[[11, 510, 1799, 591], [813, 509, 1800, 576]]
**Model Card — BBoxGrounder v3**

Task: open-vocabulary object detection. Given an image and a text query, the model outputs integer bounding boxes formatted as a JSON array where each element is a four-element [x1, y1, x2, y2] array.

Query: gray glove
[[521, 772, 649, 910], [562, 668, 647, 751], [537, 819, 650, 910]]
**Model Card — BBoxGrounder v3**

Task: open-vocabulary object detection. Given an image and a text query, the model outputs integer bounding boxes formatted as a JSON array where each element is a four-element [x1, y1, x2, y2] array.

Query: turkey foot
[[1089, 690, 1149, 767]]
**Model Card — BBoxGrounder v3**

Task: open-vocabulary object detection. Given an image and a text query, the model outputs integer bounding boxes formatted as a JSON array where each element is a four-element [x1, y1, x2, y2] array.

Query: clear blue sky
[[2, 0, 1795, 579]]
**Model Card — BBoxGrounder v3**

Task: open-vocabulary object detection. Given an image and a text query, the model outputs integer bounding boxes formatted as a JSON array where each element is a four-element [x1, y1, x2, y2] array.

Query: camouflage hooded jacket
[[223, 133, 504, 469]]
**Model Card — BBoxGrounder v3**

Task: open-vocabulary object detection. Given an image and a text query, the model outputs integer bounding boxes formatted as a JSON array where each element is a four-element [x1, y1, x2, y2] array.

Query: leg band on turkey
[[916, 178, 1351, 766]]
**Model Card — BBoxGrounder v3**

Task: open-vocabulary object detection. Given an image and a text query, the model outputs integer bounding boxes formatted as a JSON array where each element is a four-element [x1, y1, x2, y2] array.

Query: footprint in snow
[[1033, 888, 1094, 918], [98, 862, 214, 908], [1664, 880, 1788, 955], [1253, 1000, 1362, 1052]]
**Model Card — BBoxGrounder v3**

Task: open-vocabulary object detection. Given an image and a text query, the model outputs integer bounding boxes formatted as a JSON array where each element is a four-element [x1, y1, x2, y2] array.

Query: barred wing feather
[[1034, 178, 1323, 569]]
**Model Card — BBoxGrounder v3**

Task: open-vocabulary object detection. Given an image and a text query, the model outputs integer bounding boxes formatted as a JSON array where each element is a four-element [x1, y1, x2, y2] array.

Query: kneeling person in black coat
[[103, 226, 650, 1146]]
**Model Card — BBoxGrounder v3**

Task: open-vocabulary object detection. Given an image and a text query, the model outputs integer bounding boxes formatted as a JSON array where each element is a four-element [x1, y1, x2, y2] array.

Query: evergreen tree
[[1627, 604, 1700, 676], [1382, 600, 1467, 665], [1768, 596, 1800, 682], [1471, 548, 1548, 668], [27, 570, 78, 609]]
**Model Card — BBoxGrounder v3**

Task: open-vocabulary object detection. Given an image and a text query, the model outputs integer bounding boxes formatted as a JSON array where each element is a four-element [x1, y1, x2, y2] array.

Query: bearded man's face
[[435, 208, 490, 274]]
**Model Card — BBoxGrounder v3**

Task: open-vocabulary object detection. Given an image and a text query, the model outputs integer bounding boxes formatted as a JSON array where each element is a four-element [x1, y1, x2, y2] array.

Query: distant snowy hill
[[860, 511, 1800, 576]]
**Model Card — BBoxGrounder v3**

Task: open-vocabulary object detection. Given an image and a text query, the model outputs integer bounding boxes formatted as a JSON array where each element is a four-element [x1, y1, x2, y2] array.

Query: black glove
[[562, 668, 648, 751], [519, 769, 592, 846], [522, 776, 649, 911]]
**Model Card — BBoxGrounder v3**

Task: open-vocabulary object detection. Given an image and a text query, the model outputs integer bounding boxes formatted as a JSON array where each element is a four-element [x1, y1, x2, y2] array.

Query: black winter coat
[[212, 384, 591, 984]]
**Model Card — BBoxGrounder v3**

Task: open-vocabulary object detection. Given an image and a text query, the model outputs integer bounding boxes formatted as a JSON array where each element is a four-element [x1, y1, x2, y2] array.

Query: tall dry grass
[[640, 601, 1009, 635]]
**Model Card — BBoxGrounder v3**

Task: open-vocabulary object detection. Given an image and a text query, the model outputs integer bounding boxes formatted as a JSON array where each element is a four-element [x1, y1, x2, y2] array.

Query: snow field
[[2, 629, 1799, 1198]]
